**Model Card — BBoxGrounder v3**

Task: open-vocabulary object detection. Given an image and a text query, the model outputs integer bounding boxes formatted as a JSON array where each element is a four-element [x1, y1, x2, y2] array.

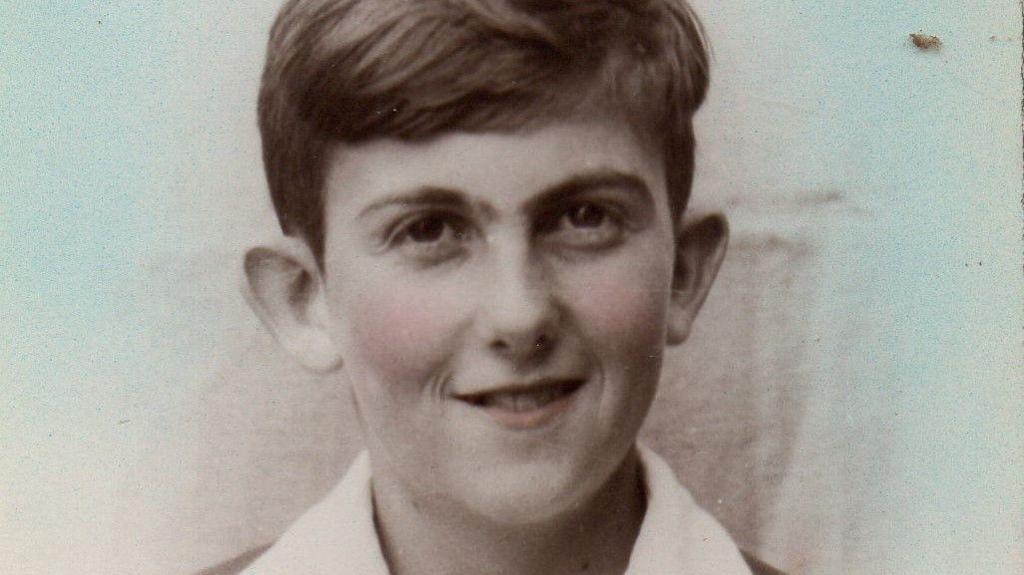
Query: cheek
[[566, 253, 671, 428], [570, 257, 671, 357], [337, 282, 465, 389]]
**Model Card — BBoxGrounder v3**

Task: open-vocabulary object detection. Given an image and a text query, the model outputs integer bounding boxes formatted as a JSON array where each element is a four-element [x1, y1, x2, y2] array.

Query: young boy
[[205, 0, 783, 573]]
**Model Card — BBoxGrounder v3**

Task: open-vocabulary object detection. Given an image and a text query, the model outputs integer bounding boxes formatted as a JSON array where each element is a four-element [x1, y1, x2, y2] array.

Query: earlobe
[[243, 238, 343, 372], [666, 213, 729, 346]]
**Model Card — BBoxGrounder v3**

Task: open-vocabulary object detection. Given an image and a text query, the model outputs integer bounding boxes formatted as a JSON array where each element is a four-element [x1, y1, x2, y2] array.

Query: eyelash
[[541, 201, 626, 244], [386, 211, 471, 257], [385, 200, 628, 262]]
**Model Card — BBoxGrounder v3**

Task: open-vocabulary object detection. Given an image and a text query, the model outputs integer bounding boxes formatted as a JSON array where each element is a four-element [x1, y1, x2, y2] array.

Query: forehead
[[321, 119, 667, 218]]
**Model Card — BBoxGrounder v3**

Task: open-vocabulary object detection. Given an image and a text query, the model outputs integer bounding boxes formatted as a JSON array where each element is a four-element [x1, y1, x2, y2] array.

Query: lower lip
[[466, 387, 582, 431]]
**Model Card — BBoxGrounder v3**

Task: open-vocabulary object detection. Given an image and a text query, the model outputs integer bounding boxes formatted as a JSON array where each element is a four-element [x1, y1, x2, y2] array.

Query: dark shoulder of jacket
[[740, 548, 788, 575], [198, 543, 786, 575], [194, 543, 273, 575]]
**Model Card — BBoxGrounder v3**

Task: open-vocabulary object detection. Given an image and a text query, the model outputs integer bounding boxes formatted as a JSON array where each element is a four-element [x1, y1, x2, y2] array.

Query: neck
[[371, 448, 646, 575]]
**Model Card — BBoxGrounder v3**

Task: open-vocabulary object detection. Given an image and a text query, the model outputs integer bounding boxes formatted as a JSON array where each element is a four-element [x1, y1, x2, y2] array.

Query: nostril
[[534, 334, 551, 349], [488, 331, 555, 359]]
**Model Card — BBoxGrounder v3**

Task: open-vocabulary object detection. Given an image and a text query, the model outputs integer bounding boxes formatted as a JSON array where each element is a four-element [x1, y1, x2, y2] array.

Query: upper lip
[[452, 377, 585, 401]]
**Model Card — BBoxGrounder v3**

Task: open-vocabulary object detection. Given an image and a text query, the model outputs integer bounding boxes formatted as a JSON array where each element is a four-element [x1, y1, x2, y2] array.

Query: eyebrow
[[522, 169, 653, 216], [358, 186, 474, 219], [357, 168, 653, 219]]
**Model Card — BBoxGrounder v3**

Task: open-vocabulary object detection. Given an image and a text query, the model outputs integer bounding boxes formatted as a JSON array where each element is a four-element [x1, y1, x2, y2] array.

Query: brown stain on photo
[[909, 33, 942, 51]]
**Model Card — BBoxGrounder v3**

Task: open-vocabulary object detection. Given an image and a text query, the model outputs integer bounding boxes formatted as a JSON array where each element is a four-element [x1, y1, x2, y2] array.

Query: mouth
[[454, 379, 586, 430]]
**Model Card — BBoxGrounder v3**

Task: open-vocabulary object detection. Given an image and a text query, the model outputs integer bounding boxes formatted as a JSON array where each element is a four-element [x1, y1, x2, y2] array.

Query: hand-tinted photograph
[[4, 1, 1021, 574]]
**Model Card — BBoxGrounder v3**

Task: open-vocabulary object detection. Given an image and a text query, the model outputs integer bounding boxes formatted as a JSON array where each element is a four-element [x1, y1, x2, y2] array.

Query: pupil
[[569, 204, 604, 227], [409, 217, 445, 242]]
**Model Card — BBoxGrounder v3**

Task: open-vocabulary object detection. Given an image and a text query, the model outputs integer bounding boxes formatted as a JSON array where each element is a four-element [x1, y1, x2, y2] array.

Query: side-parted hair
[[259, 0, 709, 261]]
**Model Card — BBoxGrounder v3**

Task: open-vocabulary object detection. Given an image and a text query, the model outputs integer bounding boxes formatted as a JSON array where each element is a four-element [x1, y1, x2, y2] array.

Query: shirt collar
[[626, 444, 752, 574], [244, 446, 751, 574]]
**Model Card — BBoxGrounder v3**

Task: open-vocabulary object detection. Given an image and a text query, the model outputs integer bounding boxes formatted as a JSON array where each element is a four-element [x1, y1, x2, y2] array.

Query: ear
[[243, 237, 343, 372], [666, 213, 729, 346]]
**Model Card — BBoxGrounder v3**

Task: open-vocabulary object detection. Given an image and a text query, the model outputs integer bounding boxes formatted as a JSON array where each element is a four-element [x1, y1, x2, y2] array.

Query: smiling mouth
[[455, 379, 585, 429]]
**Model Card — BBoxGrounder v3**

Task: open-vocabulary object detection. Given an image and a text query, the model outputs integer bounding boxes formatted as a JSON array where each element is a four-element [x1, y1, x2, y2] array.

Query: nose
[[477, 239, 560, 366]]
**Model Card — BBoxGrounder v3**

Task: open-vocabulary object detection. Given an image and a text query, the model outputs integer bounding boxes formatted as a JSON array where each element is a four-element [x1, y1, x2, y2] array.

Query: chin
[[453, 456, 606, 527]]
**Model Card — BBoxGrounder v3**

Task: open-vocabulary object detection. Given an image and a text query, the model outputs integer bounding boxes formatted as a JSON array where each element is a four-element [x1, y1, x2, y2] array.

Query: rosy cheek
[[578, 270, 666, 340], [341, 285, 462, 389]]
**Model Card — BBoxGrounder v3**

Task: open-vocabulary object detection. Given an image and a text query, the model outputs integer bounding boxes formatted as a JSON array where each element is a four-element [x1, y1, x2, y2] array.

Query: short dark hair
[[259, 0, 709, 260]]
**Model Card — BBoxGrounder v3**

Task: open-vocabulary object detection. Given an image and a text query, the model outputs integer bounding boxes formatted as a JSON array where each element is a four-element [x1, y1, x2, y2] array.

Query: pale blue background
[[2, 1, 1021, 573]]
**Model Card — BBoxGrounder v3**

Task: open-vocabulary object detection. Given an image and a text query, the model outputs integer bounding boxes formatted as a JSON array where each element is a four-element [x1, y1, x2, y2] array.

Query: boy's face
[[247, 118, 727, 524]]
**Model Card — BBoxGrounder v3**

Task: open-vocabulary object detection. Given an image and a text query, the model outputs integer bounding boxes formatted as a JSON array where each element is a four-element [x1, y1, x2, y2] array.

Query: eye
[[389, 211, 472, 263], [566, 203, 608, 228], [545, 201, 625, 250], [406, 215, 450, 243]]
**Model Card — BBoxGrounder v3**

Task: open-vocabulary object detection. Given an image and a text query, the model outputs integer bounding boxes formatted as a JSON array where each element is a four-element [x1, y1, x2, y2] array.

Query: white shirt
[[244, 445, 752, 574]]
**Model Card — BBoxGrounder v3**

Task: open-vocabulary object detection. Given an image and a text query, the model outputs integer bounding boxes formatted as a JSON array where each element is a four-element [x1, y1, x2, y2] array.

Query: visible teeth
[[479, 384, 572, 411]]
